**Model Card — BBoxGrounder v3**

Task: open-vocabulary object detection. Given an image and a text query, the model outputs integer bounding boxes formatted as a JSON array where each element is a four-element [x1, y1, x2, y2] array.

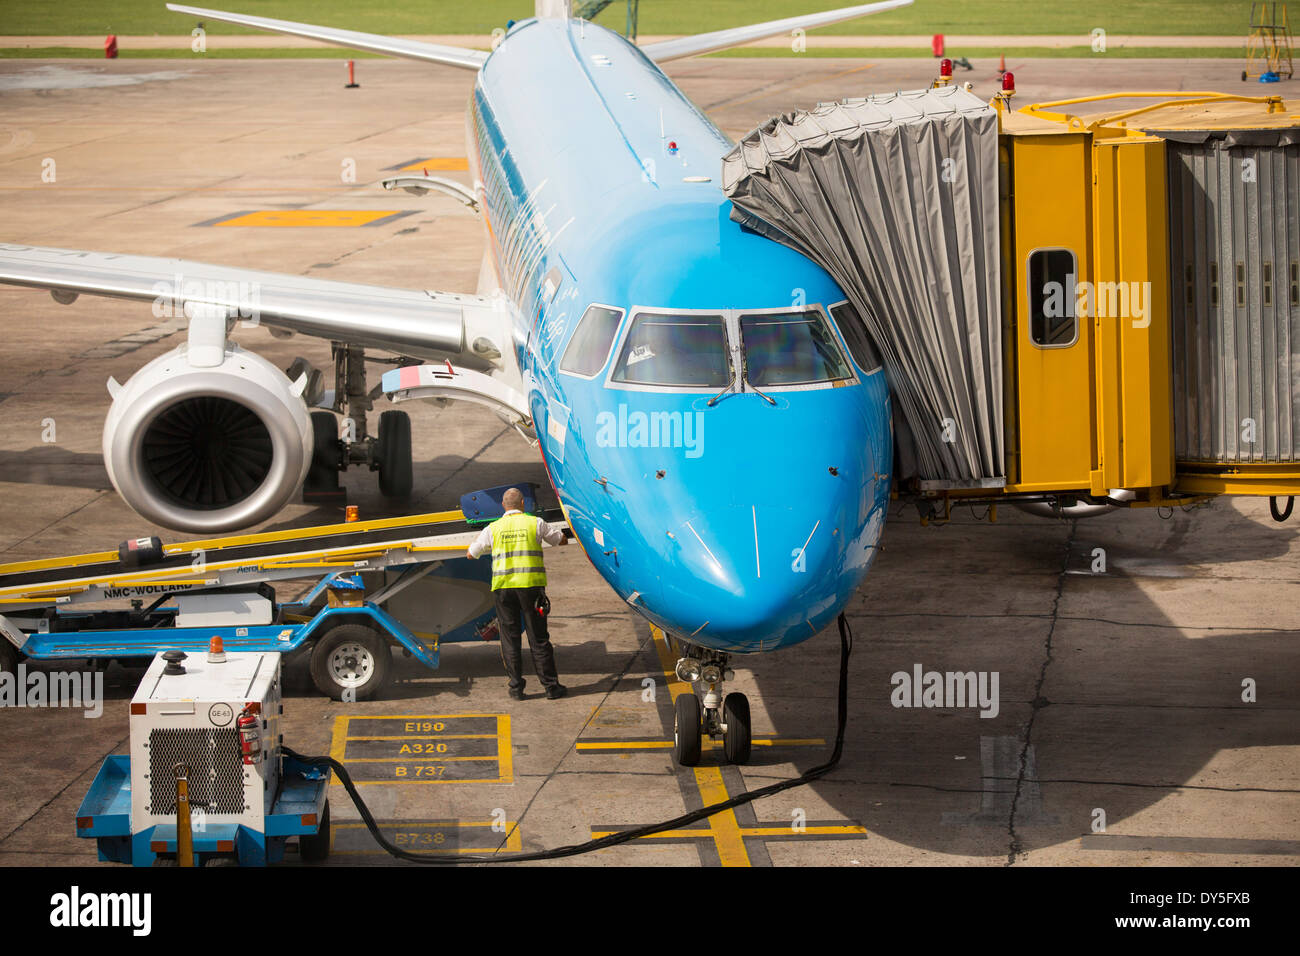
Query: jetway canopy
[[721, 86, 1004, 485]]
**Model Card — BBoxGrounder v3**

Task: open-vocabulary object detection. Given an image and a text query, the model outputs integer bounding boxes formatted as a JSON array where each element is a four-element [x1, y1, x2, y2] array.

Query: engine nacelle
[[103, 343, 312, 533]]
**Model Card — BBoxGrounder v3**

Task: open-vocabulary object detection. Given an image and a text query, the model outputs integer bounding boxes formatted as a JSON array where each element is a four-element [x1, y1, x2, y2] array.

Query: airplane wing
[[639, 0, 913, 63], [164, 3, 488, 70], [0, 243, 493, 361]]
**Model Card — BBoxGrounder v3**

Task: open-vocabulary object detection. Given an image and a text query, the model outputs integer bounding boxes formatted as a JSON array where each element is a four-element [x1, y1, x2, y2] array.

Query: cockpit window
[[828, 301, 882, 374], [611, 312, 730, 387], [560, 304, 623, 378], [740, 310, 852, 386]]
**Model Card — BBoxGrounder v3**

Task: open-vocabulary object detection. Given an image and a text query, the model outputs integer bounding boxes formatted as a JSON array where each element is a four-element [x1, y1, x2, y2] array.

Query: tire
[[673, 693, 702, 767], [311, 411, 341, 471], [300, 802, 331, 863], [376, 410, 413, 498], [722, 693, 751, 765], [310, 625, 391, 701]]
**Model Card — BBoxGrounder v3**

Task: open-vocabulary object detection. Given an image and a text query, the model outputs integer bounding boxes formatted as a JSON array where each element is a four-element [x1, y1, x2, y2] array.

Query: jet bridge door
[[1005, 132, 1097, 492]]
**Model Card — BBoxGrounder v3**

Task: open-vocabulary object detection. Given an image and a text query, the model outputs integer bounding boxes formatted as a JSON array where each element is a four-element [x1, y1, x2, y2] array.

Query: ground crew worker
[[467, 487, 568, 700]]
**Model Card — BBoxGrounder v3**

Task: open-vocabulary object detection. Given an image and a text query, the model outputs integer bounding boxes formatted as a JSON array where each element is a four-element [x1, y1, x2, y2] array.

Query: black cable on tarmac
[[283, 612, 855, 864]]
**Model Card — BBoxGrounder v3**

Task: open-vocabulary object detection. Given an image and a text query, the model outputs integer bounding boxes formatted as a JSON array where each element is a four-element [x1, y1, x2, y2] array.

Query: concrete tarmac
[[0, 55, 1296, 868]]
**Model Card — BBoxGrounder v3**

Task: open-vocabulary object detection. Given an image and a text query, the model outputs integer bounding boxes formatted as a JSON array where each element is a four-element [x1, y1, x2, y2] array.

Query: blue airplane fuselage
[[467, 16, 892, 653]]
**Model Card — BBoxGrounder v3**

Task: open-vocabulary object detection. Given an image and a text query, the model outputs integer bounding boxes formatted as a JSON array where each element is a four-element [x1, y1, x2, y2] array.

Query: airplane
[[0, 0, 910, 765]]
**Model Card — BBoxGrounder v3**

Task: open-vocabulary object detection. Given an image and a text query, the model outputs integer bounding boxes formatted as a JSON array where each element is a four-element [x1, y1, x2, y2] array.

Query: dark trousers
[[494, 586, 559, 690]]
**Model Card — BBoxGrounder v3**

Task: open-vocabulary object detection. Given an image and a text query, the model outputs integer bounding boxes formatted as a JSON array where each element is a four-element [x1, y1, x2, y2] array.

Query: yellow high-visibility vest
[[489, 512, 546, 590]]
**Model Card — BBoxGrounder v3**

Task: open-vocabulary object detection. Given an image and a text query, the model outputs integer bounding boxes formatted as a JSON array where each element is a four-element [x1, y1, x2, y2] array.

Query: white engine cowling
[[103, 343, 313, 533]]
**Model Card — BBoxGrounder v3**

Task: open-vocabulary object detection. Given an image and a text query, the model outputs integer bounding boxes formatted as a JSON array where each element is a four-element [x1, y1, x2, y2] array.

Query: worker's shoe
[[508, 686, 525, 701], [546, 684, 567, 700]]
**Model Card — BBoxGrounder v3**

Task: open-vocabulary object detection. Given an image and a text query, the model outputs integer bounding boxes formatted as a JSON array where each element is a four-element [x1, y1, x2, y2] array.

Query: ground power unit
[[76, 648, 330, 866]]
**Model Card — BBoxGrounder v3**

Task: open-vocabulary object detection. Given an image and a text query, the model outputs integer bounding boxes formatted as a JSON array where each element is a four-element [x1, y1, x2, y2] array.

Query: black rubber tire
[[0, 639, 16, 678], [300, 802, 331, 863], [311, 411, 341, 471], [310, 625, 391, 701], [376, 410, 413, 498], [722, 693, 751, 765], [1270, 496, 1294, 522], [673, 693, 702, 766]]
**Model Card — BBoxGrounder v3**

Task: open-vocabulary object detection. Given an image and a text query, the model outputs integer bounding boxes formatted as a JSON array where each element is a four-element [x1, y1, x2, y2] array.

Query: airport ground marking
[[329, 713, 512, 784], [582, 628, 868, 866], [331, 819, 523, 856]]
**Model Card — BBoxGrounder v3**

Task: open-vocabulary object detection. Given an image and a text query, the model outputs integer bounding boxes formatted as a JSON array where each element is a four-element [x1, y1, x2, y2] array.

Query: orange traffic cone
[[997, 52, 1006, 78]]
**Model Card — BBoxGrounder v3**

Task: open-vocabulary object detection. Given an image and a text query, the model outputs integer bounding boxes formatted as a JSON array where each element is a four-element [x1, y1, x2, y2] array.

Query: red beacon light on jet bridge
[[1002, 71, 1016, 93], [939, 58, 952, 77]]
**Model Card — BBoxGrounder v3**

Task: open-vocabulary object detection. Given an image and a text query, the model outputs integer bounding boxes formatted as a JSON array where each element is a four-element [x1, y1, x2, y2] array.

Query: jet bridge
[[722, 86, 1005, 489], [724, 81, 1300, 515]]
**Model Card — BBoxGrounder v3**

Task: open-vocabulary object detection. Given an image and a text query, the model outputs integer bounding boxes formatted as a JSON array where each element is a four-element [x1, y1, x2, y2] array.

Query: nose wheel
[[671, 647, 751, 766]]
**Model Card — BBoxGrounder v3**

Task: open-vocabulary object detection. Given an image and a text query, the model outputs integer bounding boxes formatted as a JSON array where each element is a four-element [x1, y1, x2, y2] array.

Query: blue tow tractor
[[76, 647, 331, 867]]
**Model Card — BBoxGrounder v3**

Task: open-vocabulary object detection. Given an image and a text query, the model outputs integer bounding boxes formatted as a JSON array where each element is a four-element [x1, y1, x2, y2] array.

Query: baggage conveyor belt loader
[[722, 77, 1300, 523], [0, 484, 565, 700]]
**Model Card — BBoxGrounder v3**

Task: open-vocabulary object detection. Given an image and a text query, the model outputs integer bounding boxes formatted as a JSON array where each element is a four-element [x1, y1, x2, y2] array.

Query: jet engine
[[102, 343, 313, 533]]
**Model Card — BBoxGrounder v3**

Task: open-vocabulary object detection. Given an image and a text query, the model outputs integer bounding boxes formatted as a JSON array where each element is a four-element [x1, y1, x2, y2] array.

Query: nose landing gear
[[671, 646, 750, 766]]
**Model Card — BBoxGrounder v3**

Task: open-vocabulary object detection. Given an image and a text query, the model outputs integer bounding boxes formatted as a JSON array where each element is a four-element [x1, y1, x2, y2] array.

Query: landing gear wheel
[[304, 411, 343, 500], [376, 410, 413, 498], [310, 625, 391, 701], [300, 802, 331, 863], [673, 693, 702, 766], [723, 692, 751, 765]]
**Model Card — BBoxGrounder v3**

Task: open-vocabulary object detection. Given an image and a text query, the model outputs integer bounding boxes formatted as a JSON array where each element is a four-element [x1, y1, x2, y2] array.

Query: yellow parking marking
[[399, 157, 468, 171], [213, 209, 405, 227], [332, 820, 522, 856], [693, 765, 751, 867]]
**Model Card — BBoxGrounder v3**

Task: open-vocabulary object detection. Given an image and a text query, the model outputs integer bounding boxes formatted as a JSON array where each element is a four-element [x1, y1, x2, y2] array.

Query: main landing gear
[[301, 344, 414, 505], [672, 644, 750, 766]]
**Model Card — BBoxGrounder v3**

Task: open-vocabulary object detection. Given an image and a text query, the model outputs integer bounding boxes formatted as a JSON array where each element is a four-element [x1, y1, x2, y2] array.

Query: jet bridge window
[[1028, 248, 1079, 348], [829, 301, 882, 374], [560, 305, 624, 378], [611, 312, 730, 388], [740, 310, 852, 387]]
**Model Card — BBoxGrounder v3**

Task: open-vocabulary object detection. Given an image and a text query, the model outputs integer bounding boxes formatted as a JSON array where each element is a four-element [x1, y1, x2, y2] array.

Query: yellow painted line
[[650, 625, 692, 703], [335, 755, 496, 763], [497, 714, 513, 784], [591, 828, 711, 840], [214, 209, 404, 227], [738, 825, 867, 837], [330, 715, 349, 766], [578, 741, 673, 750], [344, 734, 496, 742], [693, 766, 751, 867], [338, 778, 506, 786], [345, 712, 508, 720], [399, 157, 468, 171]]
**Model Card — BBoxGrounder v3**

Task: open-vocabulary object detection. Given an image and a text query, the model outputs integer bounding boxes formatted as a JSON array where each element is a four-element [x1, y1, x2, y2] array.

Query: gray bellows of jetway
[[721, 86, 1005, 485], [1165, 131, 1300, 464]]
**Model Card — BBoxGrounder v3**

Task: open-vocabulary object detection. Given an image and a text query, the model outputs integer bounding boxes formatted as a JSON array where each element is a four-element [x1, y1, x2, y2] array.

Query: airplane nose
[[653, 500, 844, 650]]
